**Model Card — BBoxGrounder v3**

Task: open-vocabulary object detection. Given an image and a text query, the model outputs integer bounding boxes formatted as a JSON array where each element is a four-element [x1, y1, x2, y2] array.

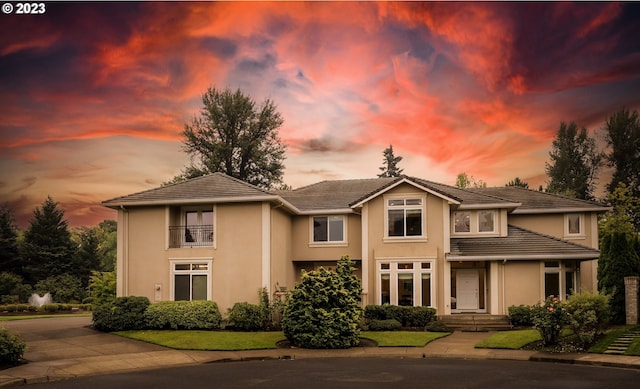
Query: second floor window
[[185, 209, 213, 244], [312, 216, 345, 242], [387, 198, 423, 238]]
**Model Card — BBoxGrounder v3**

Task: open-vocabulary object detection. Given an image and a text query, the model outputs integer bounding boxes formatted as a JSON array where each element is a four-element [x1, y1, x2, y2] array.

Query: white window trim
[[169, 258, 213, 301], [308, 215, 348, 247], [180, 205, 216, 248], [564, 213, 585, 239], [540, 260, 579, 301], [376, 258, 436, 307], [451, 210, 498, 236], [383, 194, 427, 242]]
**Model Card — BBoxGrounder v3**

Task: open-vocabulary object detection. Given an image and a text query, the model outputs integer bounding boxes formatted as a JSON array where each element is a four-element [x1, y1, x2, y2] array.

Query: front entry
[[456, 269, 479, 310]]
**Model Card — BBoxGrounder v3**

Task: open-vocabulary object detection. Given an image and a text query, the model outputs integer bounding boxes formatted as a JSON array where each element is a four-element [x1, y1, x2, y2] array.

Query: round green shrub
[[92, 296, 150, 332], [508, 305, 533, 327], [144, 301, 221, 330], [367, 319, 402, 331], [227, 302, 267, 331], [282, 257, 362, 349], [0, 327, 26, 366]]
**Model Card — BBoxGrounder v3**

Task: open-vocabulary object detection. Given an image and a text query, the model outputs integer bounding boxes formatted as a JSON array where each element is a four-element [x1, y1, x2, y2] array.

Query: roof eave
[[511, 207, 612, 214], [102, 195, 285, 209], [446, 253, 599, 261], [457, 202, 522, 210]]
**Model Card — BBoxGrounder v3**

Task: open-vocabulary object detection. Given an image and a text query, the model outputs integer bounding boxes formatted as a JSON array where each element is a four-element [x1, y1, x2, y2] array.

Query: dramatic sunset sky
[[1, 1, 640, 228]]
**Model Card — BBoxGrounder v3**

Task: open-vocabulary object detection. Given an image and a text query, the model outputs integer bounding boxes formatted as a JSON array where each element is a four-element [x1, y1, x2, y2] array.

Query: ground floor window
[[543, 260, 578, 300], [171, 260, 212, 301], [378, 260, 433, 307]]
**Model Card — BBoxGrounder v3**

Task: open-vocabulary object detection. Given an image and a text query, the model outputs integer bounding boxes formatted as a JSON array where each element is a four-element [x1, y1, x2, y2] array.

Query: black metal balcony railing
[[169, 225, 214, 248]]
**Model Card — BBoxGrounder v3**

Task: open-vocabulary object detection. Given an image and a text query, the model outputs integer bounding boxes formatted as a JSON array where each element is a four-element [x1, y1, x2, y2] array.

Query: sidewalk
[[1, 317, 640, 387]]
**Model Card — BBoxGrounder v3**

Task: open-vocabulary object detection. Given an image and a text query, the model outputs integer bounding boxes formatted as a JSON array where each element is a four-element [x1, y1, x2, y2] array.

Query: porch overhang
[[446, 253, 599, 262]]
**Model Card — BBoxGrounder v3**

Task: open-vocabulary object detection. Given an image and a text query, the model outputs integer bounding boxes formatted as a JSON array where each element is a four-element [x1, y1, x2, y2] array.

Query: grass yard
[[116, 330, 287, 351], [115, 330, 450, 350], [360, 331, 449, 347], [0, 313, 92, 321], [588, 326, 634, 353], [626, 337, 640, 356], [475, 329, 541, 350]]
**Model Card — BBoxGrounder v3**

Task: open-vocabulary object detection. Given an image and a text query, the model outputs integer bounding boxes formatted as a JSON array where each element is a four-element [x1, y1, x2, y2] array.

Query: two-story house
[[102, 173, 608, 317]]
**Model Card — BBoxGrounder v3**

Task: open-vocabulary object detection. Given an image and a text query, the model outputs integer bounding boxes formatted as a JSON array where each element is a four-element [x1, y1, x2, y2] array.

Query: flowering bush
[[531, 296, 567, 345]]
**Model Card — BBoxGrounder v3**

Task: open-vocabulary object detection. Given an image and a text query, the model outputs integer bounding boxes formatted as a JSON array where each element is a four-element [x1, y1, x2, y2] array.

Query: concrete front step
[[438, 315, 512, 332]]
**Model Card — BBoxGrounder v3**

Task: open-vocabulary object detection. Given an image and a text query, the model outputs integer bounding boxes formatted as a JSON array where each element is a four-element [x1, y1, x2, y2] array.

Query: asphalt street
[[16, 357, 640, 389]]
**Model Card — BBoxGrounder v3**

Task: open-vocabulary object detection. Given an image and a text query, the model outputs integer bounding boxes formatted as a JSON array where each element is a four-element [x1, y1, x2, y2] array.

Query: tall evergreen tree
[[604, 108, 640, 199], [545, 121, 602, 200], [170, 87, 287, 190], [378, 145, 404, 178], [597, 232, 640, 324], [0, 204, 21, 275], [21, 197, 77, 285]]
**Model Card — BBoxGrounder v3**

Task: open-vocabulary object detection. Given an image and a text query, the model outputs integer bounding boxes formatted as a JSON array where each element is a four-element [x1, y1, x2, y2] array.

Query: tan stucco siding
[[208, 203, 263, 312], [508, 212, 599, 249], [291, 214, 362, 261], [124, 206, 169, 300], [365, 183, 447, 309], [504, 261, 542, 307], [270, 207, 294, 292]]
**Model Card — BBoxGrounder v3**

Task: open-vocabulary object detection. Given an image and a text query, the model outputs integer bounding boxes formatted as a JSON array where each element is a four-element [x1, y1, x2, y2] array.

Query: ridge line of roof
[[474, 186, 607, 207]]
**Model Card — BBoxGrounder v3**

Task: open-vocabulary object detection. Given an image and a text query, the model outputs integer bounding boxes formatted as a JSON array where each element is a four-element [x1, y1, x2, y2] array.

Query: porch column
[[489, 261, 500, 314], [361, 204, 369, 306], [443, 260, 451, 315], [625, 276, 639, 325]]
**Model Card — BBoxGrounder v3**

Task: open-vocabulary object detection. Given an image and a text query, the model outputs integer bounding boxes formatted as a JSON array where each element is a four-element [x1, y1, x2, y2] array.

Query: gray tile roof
[[102, 173, 273, 207], [448, 225, 600, 260], [409, 177, 519, 207], [470, 187, 610, 213], [276, 177, 399, 211]]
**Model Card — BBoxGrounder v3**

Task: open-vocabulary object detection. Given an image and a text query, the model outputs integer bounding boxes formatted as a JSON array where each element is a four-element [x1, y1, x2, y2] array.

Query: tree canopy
[[545, 121, 602, 200], [455, 172, 486, 189], [506, 177, 529, 188], [171, 87, 287, 190], [604, 108, 640, 199], [378, 145, 404, 178]]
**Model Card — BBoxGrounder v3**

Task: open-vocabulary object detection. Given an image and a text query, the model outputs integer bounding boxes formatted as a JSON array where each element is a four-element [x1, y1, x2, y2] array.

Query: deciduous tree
[[171, 87, 287, 190], [604, 108, 640, 199], [545, 121, 602, 200]]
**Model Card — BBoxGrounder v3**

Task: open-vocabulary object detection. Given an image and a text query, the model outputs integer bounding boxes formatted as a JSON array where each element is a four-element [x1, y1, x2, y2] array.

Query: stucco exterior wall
[[270, 206, 294, 292], [290, 213, 362, 261], [504, 261, 542, 307], [365, 183, 446, 309]]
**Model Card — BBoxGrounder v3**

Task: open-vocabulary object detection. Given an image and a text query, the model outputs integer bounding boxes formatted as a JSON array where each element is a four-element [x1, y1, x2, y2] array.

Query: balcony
[[169, 225, 214, 248]]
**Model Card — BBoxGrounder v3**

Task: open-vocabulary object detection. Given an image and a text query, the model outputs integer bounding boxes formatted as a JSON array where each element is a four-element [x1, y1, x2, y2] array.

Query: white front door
[[457, 269, 479, 310]]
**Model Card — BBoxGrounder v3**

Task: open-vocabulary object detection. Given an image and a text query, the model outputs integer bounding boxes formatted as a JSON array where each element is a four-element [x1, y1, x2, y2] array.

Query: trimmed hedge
[[92, 296, 150, 332], [508, 305, 533, 327], [364, 305, 437, 328], [368, 319, 402, 331], [227, 302, 267, 331], [145, 301, 222, 330], [0, 327, 26, 365]]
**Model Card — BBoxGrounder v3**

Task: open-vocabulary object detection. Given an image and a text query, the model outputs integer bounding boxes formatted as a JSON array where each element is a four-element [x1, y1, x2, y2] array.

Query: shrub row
[[92, 297, 223, 332], [0, 303, 92, 313], [364, 304, 437, 329], [0, 327, 26, 366], [508, 292, 610, 346]]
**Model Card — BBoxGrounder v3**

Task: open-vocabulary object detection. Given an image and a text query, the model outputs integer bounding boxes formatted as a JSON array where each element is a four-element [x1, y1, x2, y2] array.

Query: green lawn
[[115, 330, 450, 350], [588, 326, 634, 353], [360, 331, 449, 347], [626, 337, 640, 356], [116, 330, 287, 351], [475, 329, 541, 349], [0, 313, 92, 321]]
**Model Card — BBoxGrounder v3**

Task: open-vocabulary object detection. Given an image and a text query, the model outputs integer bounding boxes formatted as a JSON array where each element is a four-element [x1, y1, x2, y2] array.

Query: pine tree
[[21, 197, 77, 285], [378, 145, 404, 178], [506, 177, 529, 188], [0, 205, 21, 274]]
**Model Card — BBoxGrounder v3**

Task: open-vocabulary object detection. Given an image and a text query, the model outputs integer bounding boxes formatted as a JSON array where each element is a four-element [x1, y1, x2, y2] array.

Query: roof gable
[[102, 173, 273, 207]]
